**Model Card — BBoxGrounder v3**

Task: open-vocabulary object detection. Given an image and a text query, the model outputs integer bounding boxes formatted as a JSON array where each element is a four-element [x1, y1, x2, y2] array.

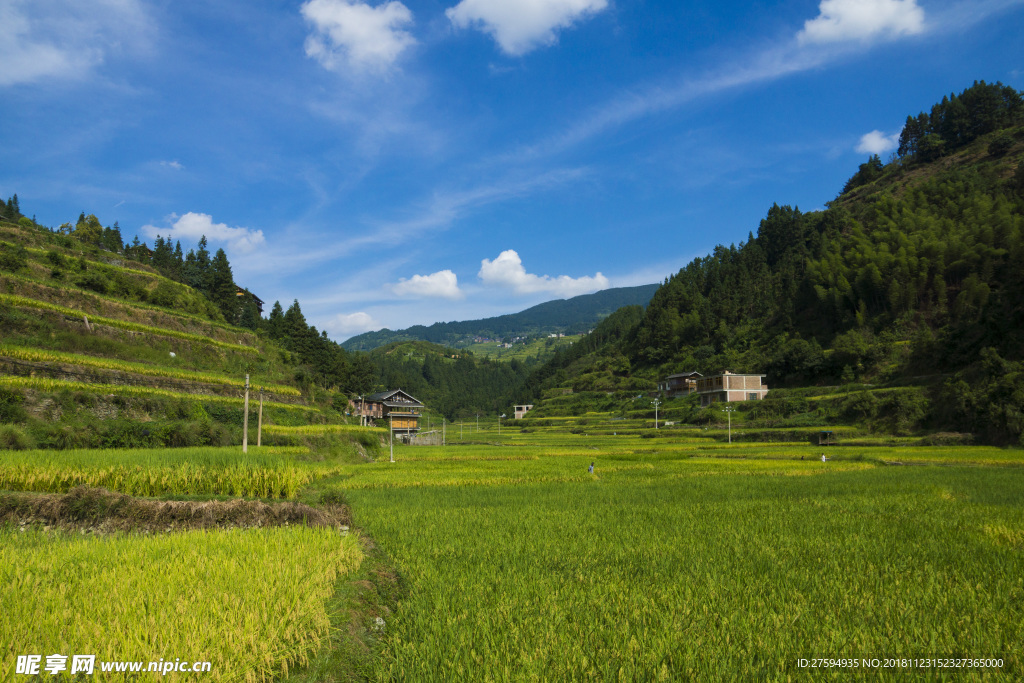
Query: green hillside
[[341, 283, 659, 351], [514, 81, 1024, 445], [0, 216, 370, 451]]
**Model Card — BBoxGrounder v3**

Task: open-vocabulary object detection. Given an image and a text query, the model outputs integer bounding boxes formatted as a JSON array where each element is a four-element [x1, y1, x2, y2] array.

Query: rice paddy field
[[2, 527, 363, 682], [2, 430, 1023, 680], [334, 433, 1024, 681]]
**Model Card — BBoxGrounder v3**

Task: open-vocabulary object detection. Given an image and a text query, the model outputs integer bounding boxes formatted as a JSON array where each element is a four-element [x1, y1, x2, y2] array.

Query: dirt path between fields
[[0, 486, 350, 534]]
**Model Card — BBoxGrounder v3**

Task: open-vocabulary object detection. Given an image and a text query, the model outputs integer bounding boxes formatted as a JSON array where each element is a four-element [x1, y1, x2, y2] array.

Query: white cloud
[[392, 270, 463, 299], [446, 0, 608, 56], [798, 0, 925, 44], [478, 249, 609, 297], [855, 129, 900, 155], [0, 0, 151, 87], [160, 160, 184, 170], [301, 0, 415, 72], [329, 311, 381, 335], [142, 212, 266, 254]]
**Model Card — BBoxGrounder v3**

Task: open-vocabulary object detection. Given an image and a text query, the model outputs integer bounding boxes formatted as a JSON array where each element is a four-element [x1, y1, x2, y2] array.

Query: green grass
[[2, 428, 1021, 680], [0, 344, 300, 395], [0, 293, 257, 354], [328, 441, 1024, 681], [0, 375, 315, 412]]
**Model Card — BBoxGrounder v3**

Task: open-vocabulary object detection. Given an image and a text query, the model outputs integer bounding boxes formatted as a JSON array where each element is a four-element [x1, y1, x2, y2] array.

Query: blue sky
[[2, 0, 1022, 340]]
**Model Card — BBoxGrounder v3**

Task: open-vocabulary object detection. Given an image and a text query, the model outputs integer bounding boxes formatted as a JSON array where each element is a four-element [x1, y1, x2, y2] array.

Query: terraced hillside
[[0, 218, 351, 450]]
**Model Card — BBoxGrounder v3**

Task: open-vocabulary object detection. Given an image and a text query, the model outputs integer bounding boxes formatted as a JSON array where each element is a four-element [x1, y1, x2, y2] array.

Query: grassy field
[[2, 433, 1022, 681], [330, 436, 1024, 681]]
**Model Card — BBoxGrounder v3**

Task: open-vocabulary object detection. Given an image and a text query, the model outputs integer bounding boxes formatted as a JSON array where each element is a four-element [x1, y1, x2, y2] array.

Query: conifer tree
[[209, 248, 237, 322]]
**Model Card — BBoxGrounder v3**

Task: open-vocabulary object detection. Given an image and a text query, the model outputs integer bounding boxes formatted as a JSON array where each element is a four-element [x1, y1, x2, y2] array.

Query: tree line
[[515, 82, 1024, 443]]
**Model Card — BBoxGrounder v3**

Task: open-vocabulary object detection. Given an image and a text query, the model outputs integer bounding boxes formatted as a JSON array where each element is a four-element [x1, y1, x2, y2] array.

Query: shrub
[[988, 134, 1013, 157], [0, 242, 28, 272], [76, 271, 110, 294], [0, 425, 35, 450], [149, 280, 178, 308], [0, 387, 27, 422]]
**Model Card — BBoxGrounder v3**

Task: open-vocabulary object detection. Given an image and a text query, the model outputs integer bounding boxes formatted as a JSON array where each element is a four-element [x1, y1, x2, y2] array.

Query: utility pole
[[257, 387, 263, 447], [389, 412, 394, 463], [476, 413, 479, 432], [442, 418, 446, 446], [243, 374, 250, 453], [652, 399, 661, 430], [725, 406, 735, 443]]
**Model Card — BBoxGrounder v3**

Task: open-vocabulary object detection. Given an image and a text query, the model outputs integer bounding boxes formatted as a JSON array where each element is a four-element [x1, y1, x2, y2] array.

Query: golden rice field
[[1, 526, 362, 682], [0, 446, 337, 499]]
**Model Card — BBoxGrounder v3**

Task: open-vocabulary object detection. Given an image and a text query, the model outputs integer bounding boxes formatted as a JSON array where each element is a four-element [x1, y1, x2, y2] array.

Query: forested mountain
[[6, 82, 1022, 442], [366, 342, 531, 419], [515, 81, 1024, 444], [341, 284, 659, 351]]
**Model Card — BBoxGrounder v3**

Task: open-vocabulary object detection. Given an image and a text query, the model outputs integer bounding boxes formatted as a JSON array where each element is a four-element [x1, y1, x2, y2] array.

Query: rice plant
[[332, 443, 1024, 680], [1, 527, 363, 682]]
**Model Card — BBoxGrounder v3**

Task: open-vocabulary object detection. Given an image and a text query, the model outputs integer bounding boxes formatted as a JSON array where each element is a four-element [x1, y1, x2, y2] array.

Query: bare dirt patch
[[0, 486, 350, 534]]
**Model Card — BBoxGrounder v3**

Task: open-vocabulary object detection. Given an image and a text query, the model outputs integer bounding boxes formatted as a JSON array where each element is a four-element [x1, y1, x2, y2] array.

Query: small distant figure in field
[[821, 454, 828, 462], [588, 462, 594, 474]]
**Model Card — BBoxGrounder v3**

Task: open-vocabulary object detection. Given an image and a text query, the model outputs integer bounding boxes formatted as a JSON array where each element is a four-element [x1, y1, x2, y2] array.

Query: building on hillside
[[514, 404, 534, 420], [352, 389, 424, 435], [236, 289, 265, 315], [694, 371, 768, 407], [658, 371, 702, 397]]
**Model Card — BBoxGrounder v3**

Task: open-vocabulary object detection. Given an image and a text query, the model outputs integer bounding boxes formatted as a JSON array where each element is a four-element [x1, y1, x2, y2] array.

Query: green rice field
[[2, 431, 1022, 680], [334, 436, 1024, 681]]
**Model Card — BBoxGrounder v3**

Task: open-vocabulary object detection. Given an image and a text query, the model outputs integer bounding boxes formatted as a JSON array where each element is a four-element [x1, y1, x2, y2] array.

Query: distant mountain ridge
[[341, 284, 660, 351]]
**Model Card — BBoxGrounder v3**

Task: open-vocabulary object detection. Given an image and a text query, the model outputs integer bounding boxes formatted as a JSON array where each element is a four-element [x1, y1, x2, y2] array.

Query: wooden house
[[658, 371, 702, 397], [353, 389, 424, 435]]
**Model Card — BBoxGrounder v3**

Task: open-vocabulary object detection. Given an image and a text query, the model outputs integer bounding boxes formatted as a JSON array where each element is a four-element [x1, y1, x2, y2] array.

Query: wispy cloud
[[160, 160, 184, 170], [222, 167, 588, 285], [495, 0, 1024, 165], [478, 249, 609, 297], [447, 0, 608, 56], [326, 311, 382, 335], [301, 0, 416, 72], [0, 0, 152, 87]]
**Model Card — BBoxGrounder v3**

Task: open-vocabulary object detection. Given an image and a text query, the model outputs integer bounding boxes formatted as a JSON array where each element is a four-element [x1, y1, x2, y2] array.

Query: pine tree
[[195, 236, 212, 293], [267, 301, 285, 339], [209, 248, 237, 322]]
